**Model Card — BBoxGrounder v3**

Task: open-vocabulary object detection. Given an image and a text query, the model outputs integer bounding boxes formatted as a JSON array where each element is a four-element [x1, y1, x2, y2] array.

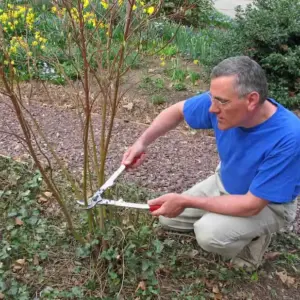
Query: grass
[[0, 155, 300, 299]]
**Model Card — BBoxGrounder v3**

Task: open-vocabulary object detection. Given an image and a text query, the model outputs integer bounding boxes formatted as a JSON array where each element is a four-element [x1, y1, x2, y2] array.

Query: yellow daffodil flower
[[147, 6, 155, 15], [83, 0, 89, 8], [101, 1, 109, 9]]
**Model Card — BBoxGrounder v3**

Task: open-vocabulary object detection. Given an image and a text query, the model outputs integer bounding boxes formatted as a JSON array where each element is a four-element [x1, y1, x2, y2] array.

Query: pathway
[[214, 0, 253, 18]]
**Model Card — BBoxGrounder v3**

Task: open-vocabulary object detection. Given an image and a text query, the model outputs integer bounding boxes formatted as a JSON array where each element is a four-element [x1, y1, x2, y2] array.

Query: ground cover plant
[[0, 155, 300, 299]]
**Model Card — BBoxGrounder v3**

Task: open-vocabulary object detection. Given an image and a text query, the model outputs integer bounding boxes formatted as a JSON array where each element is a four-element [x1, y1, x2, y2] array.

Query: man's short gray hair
[[211, 56, 268, 104]]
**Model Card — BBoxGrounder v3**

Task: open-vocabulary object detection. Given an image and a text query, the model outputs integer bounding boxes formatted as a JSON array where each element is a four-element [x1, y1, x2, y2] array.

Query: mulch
[[0, 100, 299, 234]]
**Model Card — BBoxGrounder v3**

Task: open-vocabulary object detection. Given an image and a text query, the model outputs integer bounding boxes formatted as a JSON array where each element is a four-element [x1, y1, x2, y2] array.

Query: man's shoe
[[231, 233, 272, 271]]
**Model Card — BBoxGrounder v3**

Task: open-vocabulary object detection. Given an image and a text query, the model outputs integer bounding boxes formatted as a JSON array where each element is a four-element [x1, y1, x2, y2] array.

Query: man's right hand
[[122, 141, 147, 168]]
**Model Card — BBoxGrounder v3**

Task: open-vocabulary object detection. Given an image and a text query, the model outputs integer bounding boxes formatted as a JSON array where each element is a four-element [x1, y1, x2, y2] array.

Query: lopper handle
[[149, 205, 161, 212], [125, 152, 146, 168]]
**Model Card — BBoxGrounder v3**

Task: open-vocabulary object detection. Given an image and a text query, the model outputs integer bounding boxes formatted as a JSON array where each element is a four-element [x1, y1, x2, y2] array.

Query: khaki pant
[[159, 165, 297, 259]]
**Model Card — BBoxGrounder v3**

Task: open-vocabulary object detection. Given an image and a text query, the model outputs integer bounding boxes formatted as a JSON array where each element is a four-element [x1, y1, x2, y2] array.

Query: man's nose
[[209, 101, 220, 114]]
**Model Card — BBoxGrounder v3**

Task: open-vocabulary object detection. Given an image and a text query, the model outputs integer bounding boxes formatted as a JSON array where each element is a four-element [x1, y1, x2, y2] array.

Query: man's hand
[[148, 193, 185, 217], [122, 141, 146, 168]]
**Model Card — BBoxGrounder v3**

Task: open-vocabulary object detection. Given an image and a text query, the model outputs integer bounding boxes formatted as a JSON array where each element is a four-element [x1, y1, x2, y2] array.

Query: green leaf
[[251, 272, 259, 281], [108, 271, 118, 280], [142, 260, 151, 271], [153, 239, 164, 254], [71, 286, 83, 297], [7, 211, 17, 217], [21, 190, 31, 197]]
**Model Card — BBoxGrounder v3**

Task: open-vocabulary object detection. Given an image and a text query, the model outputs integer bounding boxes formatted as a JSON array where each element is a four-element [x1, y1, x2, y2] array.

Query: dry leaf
[[13, 265, 23, 271], [189, 249, 199, 258], [44, 191, 53, 198], [285, 276, 295, 288], [15, 258, 25, 265], [33, 254, 39, 266], [276, 271, 295, 287], [0, 292, 4, 299], [289, 249, 298, 254], [135, 281, 146, 292], [214, 293, 223, 300], [213, 285, 220, 294], [205, 279, 214, 289], [15, 218, 24, 226], [123, 102, 134, 111], [38, 196, 48, 203], [264, 251, 281, 260]]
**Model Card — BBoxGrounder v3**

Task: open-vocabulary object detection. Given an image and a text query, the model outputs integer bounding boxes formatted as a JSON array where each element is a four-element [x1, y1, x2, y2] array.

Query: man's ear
[[247, 92, 260, 111]]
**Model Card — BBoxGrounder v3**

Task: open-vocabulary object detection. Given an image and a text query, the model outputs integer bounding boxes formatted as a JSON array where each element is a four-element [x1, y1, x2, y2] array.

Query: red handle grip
[[149, 205, 161, 212], [126, 152, 146, 167]]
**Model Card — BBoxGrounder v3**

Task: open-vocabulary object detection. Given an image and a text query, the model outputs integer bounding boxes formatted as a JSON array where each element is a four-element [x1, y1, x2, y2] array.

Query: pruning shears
[[77, 154, 161, 213]]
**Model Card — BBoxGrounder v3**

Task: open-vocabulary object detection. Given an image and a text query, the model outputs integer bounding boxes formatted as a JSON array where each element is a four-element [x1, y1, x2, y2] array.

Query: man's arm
[[182, 192, 268, 216], [122, 101, 185, 166], [148, 192, 269, 218]]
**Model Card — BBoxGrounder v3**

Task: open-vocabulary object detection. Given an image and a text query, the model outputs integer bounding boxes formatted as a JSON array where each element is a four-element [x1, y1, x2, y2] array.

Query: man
[[122, 56, 300, 269]]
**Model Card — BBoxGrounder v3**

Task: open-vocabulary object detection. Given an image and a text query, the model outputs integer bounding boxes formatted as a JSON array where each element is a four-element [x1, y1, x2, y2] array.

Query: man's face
[[209, 76, 254, 130]]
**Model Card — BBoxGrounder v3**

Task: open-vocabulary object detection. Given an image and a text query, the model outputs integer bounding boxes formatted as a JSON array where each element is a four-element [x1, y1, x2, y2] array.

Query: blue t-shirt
[[183, 92, 300, 203]]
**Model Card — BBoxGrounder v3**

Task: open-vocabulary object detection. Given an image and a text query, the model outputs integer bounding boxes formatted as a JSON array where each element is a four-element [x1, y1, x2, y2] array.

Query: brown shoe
[[231, 234, 272, 271]]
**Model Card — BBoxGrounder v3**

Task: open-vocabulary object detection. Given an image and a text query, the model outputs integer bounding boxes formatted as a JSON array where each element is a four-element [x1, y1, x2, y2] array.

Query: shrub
[[202, 0, 300, 108], [156, 0, 215, 28]]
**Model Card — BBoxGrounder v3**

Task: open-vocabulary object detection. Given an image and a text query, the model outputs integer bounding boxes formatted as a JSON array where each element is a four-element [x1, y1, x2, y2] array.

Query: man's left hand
[[148, 193, 185, 217]]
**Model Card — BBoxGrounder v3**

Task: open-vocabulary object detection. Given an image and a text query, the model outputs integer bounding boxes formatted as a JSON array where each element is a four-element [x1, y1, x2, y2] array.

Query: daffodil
[[101, 1, 109, 9], [9, 46, 17, 54], [133, 4, 137, 10], [147, 6, 155, 15], [83, 0, 89, 8], [25, 11, 35, 29], [193, 59, 199, 65]]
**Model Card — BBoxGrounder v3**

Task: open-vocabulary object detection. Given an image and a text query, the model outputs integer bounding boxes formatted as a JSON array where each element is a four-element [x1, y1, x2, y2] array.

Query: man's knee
[[159, 215, 194, 232], [193, 215, 232, 255]]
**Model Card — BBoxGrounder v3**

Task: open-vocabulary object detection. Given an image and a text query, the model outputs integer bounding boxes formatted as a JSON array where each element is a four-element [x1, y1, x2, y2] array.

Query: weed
[[172, 68, 187, 82], [158, 44, 178, 57], [139, 76, 165, 96], [189, 71, 201, 86], [151, 95, 167, 105], [173, 82, 187, 91]]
